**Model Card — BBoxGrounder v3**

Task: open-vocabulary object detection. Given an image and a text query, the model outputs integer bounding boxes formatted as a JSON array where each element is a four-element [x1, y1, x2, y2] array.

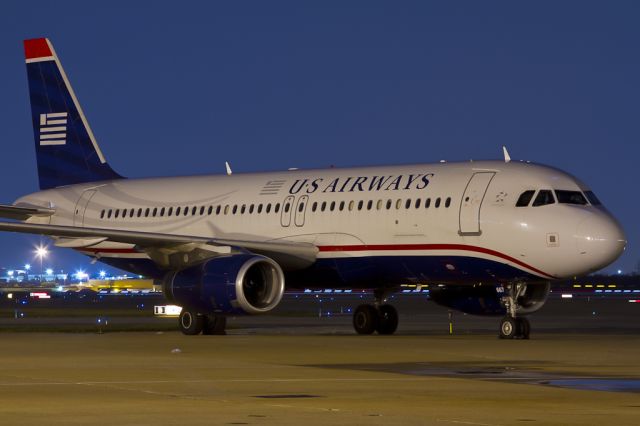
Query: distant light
[[617, 269, 623, 275], [7, 293, 12, 299], [45, 268, 53, 276], [7, 270, 13, 277], [24, 264, 31, 271], [561, 294, 573, 299], [99, 271, 106, 278], [35, 245, 48, 259], [75, 270, 88, 280]]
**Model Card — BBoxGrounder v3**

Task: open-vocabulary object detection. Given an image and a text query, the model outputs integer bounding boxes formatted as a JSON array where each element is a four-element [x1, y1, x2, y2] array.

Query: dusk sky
[[0, 1, 637, 276]]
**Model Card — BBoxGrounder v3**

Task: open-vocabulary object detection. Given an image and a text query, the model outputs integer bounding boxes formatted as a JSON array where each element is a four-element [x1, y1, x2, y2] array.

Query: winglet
[[502, 146, 511, 163], [225, 161, 232, 176]]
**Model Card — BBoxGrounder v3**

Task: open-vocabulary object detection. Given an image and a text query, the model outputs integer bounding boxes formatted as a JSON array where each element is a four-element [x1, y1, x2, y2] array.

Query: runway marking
[[437, 420, 503, 426]]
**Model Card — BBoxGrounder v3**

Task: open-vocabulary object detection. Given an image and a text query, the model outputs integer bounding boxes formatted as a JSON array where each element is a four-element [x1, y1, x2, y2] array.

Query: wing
[[0, 221, 318, 271]]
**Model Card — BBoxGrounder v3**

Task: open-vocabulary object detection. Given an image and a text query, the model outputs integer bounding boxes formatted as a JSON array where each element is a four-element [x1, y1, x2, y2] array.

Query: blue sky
[[0, 1, 637, 275]]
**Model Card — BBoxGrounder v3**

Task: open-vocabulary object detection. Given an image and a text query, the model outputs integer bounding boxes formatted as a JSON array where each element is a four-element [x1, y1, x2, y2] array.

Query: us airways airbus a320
[[1, 38, 626, 338]]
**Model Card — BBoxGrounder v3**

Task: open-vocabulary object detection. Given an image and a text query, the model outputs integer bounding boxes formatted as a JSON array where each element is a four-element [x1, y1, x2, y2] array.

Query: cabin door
[[294, 195, 309, 227], [280, 195, 295, 227], [459, 172, 495, 235], [73, 189, 96, 227]]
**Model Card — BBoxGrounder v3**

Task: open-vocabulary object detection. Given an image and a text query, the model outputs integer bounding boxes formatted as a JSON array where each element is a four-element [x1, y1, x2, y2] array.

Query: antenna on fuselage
[[225, 161, 232, 175], [502, 146, 511, 163]]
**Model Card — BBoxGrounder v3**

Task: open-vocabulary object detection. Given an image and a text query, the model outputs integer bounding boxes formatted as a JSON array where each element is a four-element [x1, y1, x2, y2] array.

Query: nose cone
[[576, 214, 627, 272]]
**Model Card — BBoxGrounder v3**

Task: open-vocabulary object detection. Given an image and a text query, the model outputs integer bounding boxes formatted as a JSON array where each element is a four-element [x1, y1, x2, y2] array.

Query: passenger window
[[266, 204, 272, 213], [516, 190, 535, 207], [256, 204, 262, 214], [312, 202, 317, 212], [298, 202, 305, 212], [275, 203, 280, 213], [386, 199, 392, 210], [435, 198, 441, 208], [425, 198, 431, 208], [241, 205, 246, 214], [349, 200, 354, 211], [168, 207, 173, 216], [184, 206, 189, 216], [115, 209, 120, 218], [249, 204, 254, 214], [584, 190, 601, 206], [130, 209, 135, 218], [395, 199, 401, 209], [160, 207, 165, 217], [176, 207, 181, 216], [357, 200, 364, 210], [330, 201, 336, 211], [532, 190, 555, 207], [100, 210, 105, 219], [137, 208, 142, 217], [224, 205, 229, 215], [108, 209, 113, 218], [192, 206, 197, 215], [208, 206, 213, 215], [145, 208, 150, 217], [367, 200, 373, 210], [232, 205, 238, 214], [200, 206, 205, 215], [415, 199, 421, 209], [405, 199, 411, 209], [445, 197, 451, 208], [321, 202, 326, 212], [376, 200, 383, 210], [555, 190, 588, 205], [339, 201, 345, 211]]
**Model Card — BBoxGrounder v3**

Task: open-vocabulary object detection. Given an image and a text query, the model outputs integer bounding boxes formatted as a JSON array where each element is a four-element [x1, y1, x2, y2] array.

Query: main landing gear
[[353, 289, 399, 335], [499, 283, 530, 339], [178, 309, 227, 335]]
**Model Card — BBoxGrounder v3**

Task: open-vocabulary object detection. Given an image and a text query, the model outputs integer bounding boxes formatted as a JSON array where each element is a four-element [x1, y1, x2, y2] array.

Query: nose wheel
[[499, 316, 530, 339], [499, 283, 531, 339]]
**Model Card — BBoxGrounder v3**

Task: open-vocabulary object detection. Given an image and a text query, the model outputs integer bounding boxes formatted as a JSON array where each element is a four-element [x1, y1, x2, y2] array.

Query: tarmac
[[0, 297, 638, 425]]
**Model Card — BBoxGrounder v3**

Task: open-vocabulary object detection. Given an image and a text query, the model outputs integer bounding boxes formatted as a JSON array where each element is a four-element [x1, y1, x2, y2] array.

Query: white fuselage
[[17, 160, 626, 285]]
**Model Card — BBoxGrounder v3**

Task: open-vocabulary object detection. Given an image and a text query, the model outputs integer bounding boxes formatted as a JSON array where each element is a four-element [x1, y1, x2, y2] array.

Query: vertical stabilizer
[[24, 38, 123, 189]]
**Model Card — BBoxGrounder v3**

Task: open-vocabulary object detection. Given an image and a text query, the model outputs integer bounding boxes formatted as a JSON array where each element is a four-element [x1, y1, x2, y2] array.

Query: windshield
[[555, 190, 588, 205], [584, 190, 602, 206], [532, 190, 555, 207]]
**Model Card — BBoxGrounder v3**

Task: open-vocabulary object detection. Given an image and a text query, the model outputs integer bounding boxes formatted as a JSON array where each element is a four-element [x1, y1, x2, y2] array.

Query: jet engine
[[429, 282, 550, 316], [163, 254, 285, 315]]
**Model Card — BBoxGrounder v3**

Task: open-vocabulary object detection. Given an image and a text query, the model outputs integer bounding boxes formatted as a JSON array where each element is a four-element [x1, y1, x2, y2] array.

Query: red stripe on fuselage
[[318, 244, 556, 279]]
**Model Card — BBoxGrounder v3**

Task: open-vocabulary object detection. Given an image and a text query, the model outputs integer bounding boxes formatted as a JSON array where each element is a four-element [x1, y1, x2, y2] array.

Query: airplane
[[0, 37, 626, 338]]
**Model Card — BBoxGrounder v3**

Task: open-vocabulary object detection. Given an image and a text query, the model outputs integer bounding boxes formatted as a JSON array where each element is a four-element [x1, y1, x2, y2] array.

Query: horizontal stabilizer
[[0, 203, 55, 221]]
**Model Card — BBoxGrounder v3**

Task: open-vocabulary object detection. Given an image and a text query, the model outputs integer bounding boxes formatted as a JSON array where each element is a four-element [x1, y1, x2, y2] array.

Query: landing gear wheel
[[353, 304, 379, 335], [179, 309, 204, 335], [376, 304, 399, 335], [203, 315, 227, 335], [499, 316, 517, 339], [516, 317, 530, 340]]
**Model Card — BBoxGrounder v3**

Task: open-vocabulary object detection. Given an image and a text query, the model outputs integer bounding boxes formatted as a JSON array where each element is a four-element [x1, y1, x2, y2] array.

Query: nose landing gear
[[499, 283, 531, 339]]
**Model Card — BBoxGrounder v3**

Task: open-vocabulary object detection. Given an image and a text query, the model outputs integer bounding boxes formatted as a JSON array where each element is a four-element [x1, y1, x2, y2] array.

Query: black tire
[[517, 317, 531, 340], [353, 304, 379, 335], [376, 304, 399, 335], [499, 316, 517, 339], [202, 315, 227, 335], [179, 309, 204, 335]]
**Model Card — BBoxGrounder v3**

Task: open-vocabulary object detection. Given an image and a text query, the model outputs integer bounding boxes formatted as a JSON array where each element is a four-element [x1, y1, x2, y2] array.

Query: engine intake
[[164, 254, 285, 315]]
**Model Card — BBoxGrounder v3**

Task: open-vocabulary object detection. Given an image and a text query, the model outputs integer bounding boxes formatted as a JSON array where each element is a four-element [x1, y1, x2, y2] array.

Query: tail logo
[[39, 112, 68, 146]]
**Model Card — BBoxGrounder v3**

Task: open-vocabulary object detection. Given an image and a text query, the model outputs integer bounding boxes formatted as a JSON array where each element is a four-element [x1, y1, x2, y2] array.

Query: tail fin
[[24, 38, 123, 190]]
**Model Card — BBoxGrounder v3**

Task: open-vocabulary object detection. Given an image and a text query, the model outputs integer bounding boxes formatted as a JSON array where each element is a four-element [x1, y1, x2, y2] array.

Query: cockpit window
[[516, 190, 535, 207], [532, 190, 555, 207], [555, 190, 588, 205], [584, 190, 602, 206]]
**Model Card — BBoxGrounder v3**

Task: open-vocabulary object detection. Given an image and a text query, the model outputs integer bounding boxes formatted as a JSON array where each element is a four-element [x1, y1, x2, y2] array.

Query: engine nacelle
[[163, 254, 285, 315], [429, 283, 550, 316]]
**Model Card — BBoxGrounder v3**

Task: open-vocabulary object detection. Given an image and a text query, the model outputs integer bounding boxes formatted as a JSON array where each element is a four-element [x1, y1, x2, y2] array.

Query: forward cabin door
[[73, 189, 96, 227], [294, 195, 309, 227], [458, 172, 495, 235]]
